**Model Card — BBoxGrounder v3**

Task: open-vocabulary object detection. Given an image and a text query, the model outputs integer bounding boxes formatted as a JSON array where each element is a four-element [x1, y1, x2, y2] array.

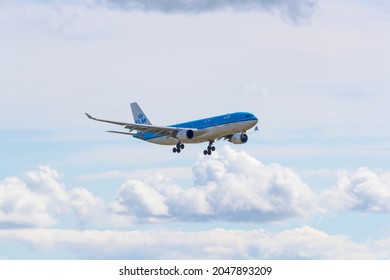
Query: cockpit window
[[245, 114, 252, 118]]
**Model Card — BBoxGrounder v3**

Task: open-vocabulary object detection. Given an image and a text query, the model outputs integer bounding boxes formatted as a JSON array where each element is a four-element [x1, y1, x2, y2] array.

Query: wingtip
[[85, 112, 93, 119]]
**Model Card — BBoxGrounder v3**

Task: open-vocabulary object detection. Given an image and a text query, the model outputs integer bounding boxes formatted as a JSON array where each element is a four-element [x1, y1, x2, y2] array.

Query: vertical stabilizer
[[130, 102, 152, 125]]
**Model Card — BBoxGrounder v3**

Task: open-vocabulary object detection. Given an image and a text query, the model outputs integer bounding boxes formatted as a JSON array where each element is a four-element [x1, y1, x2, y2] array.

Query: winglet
[[85, 113, 95, 120]]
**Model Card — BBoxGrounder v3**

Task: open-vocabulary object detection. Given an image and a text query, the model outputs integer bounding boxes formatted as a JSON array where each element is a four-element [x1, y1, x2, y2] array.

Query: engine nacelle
[[176, 129, 195, 141], [229, 133, 248, 144]]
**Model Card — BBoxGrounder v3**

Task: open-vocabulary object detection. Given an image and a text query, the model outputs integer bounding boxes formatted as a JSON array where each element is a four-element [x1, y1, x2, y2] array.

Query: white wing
[[85, 113, 208, 137]]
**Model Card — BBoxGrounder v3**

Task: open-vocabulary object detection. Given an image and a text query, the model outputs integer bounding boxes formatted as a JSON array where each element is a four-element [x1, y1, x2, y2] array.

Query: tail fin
[[130, 102, 152, 125]]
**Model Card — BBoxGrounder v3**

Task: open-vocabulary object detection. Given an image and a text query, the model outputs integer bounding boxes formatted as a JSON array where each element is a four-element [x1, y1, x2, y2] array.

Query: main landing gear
[[172, 141, 216, 155], [203, 141, 215, 155], [173, 142, 185, 153]]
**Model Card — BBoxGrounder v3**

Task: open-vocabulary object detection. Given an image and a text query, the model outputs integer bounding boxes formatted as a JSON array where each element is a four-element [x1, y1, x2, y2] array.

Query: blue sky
[[1, 0, 390, 259]]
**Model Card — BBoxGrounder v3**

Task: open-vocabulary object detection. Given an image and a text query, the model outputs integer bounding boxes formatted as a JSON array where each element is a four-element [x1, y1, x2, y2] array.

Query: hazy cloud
[[0, 226, 384, 259], [99, 0, 317, 23], [2, 0, 317, 24]]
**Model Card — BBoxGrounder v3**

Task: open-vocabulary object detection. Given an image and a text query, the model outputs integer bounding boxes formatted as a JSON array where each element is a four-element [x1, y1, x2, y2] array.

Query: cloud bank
[[2, 146, 390, 229], [0, 147, 319, 228], [0, 226, 385, 259]]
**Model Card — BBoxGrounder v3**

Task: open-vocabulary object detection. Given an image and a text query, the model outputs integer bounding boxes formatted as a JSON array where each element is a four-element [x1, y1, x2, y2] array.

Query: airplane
[[85, 102, 259, 155]]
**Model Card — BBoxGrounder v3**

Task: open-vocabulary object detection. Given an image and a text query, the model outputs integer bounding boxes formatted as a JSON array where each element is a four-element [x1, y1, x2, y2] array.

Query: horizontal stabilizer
[[106, 130, 137, 136]]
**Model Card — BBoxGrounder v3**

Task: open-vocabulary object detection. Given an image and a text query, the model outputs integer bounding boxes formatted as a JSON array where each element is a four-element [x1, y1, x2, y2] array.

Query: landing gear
[[203, 141, 215, 156], [173, 142, 185, 153]]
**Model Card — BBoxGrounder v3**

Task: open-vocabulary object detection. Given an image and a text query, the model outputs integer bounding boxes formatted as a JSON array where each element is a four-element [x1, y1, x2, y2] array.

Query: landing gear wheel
[[173, 143, 184, 154], [203, 140, 216, 156]]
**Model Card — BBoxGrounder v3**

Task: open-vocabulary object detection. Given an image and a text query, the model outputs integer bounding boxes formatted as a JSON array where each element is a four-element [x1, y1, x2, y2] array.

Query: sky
[[1, 0, 390, 259]]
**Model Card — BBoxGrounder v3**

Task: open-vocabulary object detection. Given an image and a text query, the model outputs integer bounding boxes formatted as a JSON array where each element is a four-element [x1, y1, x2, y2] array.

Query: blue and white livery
[[85, 102, 259, 155]]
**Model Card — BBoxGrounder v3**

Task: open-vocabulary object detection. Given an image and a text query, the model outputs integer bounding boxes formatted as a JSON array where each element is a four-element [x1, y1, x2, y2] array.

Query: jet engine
[[176, 129, 195, 140], [229, 133, 248, 144]]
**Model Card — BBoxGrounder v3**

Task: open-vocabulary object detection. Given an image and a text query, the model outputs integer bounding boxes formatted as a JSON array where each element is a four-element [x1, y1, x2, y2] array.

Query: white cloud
[[118, 180, 170, 218], [0, 166, 128, 228], [68, 188, 106, 224], [25, 166, 68, 214], [0, 177, 55, 228], [0, 226, 384, 259], [113, 146, 319, 222], [321, 168, 390, 212]]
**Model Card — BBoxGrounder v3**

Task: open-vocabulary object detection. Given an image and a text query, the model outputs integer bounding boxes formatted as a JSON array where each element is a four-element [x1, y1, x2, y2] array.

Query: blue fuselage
[[136, 112, 258, 145]]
